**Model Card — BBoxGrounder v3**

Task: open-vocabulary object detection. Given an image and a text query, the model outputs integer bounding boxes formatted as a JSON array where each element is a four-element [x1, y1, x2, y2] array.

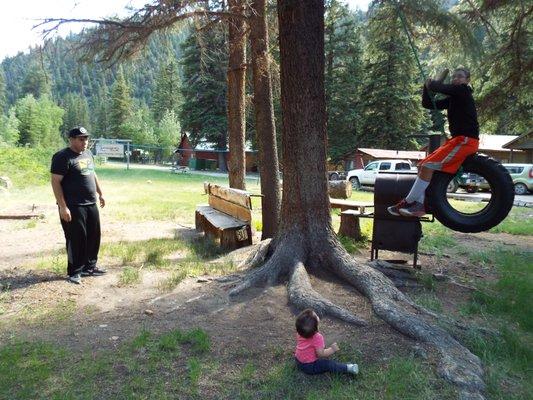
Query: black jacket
[[422, 82, 479, 139]]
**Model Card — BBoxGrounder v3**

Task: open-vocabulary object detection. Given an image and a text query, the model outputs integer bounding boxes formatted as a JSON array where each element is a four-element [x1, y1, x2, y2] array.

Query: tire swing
[[394, 7, 515, 233], [426, 154, 515, 233]]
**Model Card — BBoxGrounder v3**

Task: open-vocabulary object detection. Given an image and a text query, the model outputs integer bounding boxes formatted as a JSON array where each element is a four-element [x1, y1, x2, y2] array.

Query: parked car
[[458, 163, 533, 195], [346, 159, 415, 189]]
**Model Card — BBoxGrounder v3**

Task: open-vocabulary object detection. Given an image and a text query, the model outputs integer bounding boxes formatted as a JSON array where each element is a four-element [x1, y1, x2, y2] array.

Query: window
[[395, 163, 411, 171], [379, 162, 391, 170], [505, 166, 524, 174], [365, 162, 378, 171]]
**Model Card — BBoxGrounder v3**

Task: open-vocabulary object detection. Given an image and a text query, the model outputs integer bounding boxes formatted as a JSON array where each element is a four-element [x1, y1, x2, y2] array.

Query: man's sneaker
[[82, 267, 107, 277], [387, 199, 409, 216], [399, 201, 426, 218], [68, 274, 82, 284], [347, 363, 359, 374]]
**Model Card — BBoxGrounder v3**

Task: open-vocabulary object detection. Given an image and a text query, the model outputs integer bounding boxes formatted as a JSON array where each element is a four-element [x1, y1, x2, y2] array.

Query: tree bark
[[227, 0, 247, 189], [250, 0, 281, 239], [277, 0, 331, 245]]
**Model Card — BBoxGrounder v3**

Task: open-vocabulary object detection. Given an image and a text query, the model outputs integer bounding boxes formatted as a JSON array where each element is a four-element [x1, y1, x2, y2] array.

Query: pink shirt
[[294, 332, 324, 363]]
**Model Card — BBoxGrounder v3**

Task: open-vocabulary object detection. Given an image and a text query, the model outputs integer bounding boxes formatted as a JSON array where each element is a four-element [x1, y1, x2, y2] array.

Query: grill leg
[[413, 246, 420, 269]]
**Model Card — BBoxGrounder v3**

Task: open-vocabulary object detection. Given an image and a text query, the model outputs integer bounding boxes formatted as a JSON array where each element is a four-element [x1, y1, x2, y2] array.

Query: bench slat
[[209, 184, 252, 209], [208, 195, 252, 222], [196, 206, 247, 230]]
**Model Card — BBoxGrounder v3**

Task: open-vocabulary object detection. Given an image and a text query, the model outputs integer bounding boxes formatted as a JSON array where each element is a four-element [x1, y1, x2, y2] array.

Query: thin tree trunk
[[227, 0, 247, 189], [250, 0, 281, 239]]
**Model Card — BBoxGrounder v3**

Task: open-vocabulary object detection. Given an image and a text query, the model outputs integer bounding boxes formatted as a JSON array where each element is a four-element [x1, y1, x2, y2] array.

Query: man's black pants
[[60, 204, 101, 276]]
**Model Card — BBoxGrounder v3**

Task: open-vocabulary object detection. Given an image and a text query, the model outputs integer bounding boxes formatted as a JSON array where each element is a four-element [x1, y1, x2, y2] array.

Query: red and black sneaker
[[387, 199, 410, 216]]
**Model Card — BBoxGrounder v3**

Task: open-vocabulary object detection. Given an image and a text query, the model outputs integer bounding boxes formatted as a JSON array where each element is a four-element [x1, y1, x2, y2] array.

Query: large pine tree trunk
[[277, 0, 331, 247], [250, 0, 281, 239], [227, 0, 247, 189]]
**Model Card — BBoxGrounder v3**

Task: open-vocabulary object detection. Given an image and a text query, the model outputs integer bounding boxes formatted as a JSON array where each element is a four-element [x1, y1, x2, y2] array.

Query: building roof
[[357, 148, 427, 160], [478, 134, 518, 151], [502, 132, 533, 150]]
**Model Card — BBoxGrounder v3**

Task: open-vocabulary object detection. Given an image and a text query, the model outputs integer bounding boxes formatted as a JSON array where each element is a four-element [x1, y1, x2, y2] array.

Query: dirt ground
[[1, 208, 532, 382]]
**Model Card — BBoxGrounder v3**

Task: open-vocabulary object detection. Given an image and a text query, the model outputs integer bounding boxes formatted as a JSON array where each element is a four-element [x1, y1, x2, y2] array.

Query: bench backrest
[[204, 183, 252, 222]]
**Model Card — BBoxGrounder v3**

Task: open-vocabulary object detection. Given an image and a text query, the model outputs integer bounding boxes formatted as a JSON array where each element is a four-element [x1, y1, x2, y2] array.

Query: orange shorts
[[419, 136, 479, 174]]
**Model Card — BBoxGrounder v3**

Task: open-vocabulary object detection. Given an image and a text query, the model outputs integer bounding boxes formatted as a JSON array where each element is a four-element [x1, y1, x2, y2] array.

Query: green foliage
[[358, 2, 427, 149], [156, 109, 181, 158], [325, 1, 364, 162], [109, 66, 133, 138], [0, 67, 6, 115], [14, 94, 64, 147], [152, 59, 181, 123], [180, 25, 228, 149], [20, 64, 51, 99], [0, 109, 20, 146], [61, 92, 90, 133], [0, 147, 54, 188]]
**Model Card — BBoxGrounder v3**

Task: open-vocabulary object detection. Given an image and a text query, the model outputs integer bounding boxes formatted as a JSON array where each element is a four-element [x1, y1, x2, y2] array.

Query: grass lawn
[[1, 160, 532, 399]]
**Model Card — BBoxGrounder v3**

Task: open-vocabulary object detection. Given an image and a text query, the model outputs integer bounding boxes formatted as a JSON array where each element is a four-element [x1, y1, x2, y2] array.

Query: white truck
[[346, 159, 415, 189]]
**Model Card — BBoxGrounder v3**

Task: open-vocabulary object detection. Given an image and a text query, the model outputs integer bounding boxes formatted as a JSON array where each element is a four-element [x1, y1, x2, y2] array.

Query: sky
[[0, 0, 370, 61]]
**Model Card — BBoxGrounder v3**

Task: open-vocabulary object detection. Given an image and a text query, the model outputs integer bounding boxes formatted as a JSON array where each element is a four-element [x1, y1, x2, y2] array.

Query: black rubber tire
[[329, 172, 340, 181], [350, 177, 361, 190], [426, 154, 515, 233]]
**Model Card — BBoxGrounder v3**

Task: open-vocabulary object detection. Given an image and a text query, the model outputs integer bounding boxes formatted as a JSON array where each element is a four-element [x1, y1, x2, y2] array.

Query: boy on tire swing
[[388, 67, 480, 217]]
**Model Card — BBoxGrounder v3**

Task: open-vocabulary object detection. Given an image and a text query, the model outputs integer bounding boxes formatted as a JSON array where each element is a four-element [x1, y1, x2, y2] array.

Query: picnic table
[[329, 198, 374, 240]]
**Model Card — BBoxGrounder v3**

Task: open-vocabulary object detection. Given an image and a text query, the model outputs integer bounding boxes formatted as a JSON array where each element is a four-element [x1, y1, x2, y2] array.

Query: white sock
[[347, 363, 359, 374], [405, 178, 430, 203]]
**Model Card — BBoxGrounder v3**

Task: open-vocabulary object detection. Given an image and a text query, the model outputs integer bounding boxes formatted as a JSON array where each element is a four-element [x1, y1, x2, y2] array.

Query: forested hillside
[[0, 0, 529, 162]]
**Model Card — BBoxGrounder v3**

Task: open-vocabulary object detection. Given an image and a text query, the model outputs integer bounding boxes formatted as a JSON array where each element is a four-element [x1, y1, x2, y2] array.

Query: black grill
[[371, 173, 423, 268]]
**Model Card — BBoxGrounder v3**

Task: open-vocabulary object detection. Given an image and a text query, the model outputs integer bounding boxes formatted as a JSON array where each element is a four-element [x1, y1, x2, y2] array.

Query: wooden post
[[338, 210, 362, 240]]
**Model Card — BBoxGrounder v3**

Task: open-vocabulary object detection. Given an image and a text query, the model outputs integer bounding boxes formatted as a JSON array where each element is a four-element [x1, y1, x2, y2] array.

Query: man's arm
[[427, 80, 466, 97], [422, 85, 449, 110], [51, 174, 71, 222], [94, 173, 105, 208]]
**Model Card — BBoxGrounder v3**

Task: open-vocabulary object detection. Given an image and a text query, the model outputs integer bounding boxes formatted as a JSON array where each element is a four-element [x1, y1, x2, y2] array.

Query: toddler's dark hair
[[295, 309, 318, 338]]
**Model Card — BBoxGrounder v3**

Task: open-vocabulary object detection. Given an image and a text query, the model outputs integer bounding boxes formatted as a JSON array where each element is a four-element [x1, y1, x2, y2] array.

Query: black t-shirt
[[50, 148, 97, 206], [422, 82, 479, 139]]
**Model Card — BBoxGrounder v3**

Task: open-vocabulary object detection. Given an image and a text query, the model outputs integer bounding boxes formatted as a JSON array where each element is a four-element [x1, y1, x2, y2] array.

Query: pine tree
[[179, 26, 228, 151], [109, 66, 133, 139], [62, 93, 90, 133], [358, 2, 426, 149], [325, 0, 364, 162], [91, 80, 111, 137], [15, 94, 64, 147], [21, 64, 51, 99], [152, 60, 181, 123], [0, 67, 7, 116]]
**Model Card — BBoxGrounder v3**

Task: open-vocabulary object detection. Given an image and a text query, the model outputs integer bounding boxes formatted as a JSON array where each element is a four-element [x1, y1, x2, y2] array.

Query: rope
[[394, 1, 445, 134]]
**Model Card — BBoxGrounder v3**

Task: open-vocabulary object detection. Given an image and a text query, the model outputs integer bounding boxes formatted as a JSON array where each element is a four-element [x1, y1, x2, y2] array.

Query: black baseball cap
[[68, 126, 90, 138]]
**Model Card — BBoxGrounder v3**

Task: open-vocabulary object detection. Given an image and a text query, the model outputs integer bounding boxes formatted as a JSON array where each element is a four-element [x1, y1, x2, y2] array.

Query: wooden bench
[[329, 198, 374, 240], [195, 183, 253, 250]]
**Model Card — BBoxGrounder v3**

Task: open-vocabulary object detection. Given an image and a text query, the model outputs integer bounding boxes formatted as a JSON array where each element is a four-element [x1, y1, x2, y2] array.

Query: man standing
[[51, 127, 106, 284]]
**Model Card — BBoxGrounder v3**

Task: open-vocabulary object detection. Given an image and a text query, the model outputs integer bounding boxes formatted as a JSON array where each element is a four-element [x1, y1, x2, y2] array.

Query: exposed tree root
[[229, 238, 302, 296], [327, 246, 486, 399], [229, 238, 487, 399], [288, 261, 367, 326]]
